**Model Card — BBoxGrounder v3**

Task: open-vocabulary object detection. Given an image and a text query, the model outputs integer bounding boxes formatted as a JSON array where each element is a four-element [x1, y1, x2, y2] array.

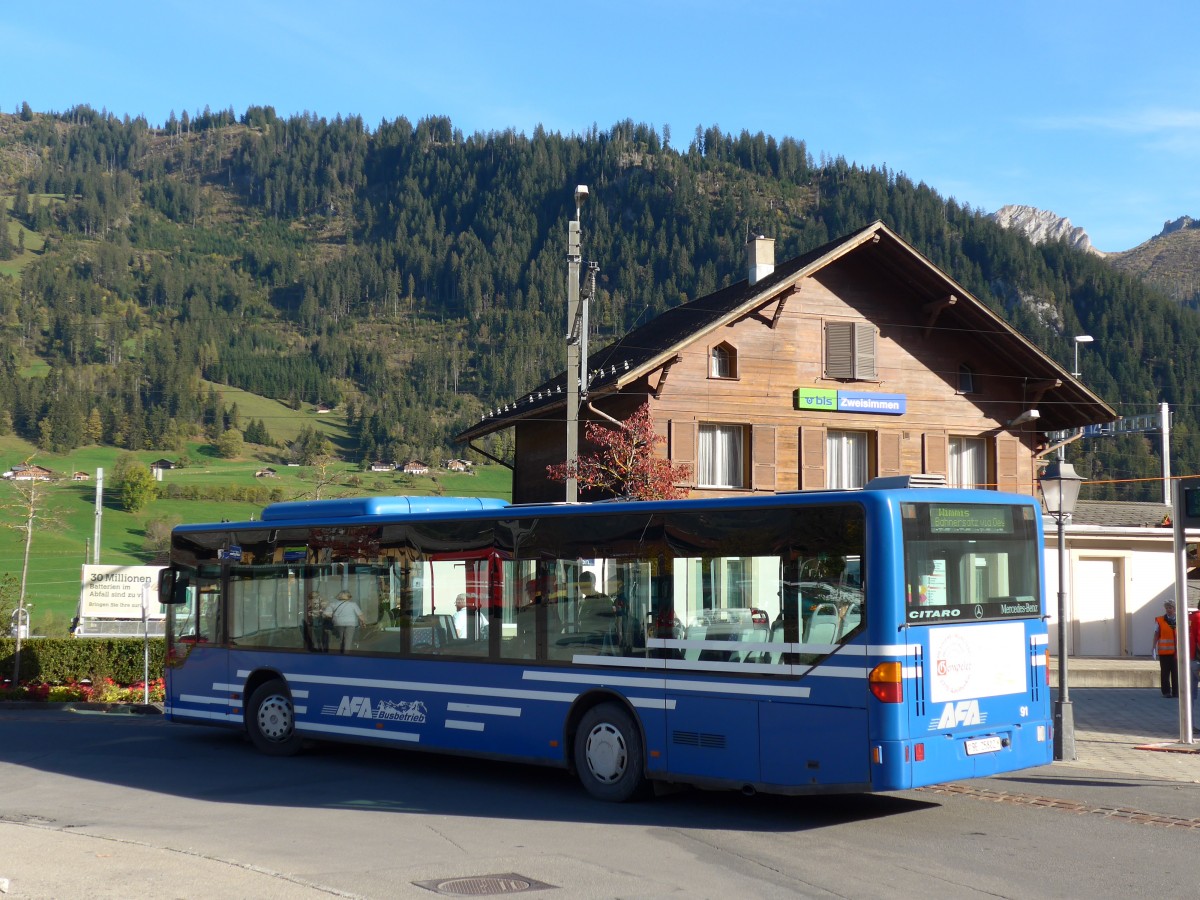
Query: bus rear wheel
[[246, 679, 302, 757], [574, 702, 646, 802]]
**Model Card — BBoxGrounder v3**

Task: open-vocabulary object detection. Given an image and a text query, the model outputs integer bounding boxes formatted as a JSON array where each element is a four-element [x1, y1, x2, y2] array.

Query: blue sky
[[5, 1, 1199, 252]]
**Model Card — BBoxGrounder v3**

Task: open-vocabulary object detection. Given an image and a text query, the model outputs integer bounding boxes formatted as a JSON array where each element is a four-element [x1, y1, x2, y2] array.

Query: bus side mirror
[[159, 570, 185, 606]]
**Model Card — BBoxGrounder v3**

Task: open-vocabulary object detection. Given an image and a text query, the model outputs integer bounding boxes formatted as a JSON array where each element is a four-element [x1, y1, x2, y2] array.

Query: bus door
[[163, 564, 231, 721]]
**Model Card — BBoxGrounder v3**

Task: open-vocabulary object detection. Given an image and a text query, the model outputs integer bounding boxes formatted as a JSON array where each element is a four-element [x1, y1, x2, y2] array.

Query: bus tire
[[574, 702, 646, 802], [246, 679, 302, 757]]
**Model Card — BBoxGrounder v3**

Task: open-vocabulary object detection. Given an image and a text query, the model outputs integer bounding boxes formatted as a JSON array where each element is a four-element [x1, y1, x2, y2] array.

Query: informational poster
[[920, 559, 947, 606], [79, 565, 167, 619], [929, 621, 1027, 703]]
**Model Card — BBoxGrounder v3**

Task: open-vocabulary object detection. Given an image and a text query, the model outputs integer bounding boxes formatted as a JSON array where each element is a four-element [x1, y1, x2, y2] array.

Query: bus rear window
[[901, 503, 1040, 624]]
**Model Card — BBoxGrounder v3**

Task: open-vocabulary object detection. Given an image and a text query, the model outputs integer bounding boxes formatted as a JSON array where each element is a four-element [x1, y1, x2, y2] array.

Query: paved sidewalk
[[1056, 686, 1199, 782]]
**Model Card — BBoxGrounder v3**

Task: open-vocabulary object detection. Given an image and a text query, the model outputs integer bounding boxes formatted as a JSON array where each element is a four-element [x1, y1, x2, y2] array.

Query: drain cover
[[413, 873, 555, 896]]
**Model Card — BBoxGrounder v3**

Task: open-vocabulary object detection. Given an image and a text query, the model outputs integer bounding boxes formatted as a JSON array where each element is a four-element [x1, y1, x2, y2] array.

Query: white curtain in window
[[950, 437, 986, 488], [826, 431, 868, 489], [711, 346, 732, 378], [699, 424, 744, 487]]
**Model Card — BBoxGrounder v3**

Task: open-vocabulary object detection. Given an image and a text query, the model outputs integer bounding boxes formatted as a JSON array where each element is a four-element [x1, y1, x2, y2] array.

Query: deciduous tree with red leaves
[[547, 402, 691, 500]]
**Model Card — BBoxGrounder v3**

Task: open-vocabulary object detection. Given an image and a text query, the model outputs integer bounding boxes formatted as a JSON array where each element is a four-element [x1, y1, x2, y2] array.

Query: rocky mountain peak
[[1159, 215, 1198, 237], [989, 204, 1103, 257]]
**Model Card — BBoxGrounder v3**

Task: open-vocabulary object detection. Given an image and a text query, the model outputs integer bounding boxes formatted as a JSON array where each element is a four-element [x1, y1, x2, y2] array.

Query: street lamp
[[1038, 458, 1084, 761], [1072, 335, 1093, 378]]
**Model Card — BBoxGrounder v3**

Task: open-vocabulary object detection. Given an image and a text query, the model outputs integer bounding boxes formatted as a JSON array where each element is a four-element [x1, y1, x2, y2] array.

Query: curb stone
[[0, 701, 163, 714]]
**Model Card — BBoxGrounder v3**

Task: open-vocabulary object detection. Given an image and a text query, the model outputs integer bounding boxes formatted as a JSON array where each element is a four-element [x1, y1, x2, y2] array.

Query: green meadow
[[0, 430, 510, 635]]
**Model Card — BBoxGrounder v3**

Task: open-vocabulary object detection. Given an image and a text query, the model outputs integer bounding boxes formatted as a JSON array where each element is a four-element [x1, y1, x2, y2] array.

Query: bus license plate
[[965, 736, 1003, 756]]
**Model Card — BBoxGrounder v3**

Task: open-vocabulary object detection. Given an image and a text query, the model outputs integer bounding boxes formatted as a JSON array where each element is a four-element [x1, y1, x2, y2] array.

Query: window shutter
[[996, 434, 1019, 493], [799, 425, 827, 490], [825, 322, 853, 379], [878, 431, 901, 478], [854, 322, 877, 380], [825, 321, 876, 380], [752, 424, 776, 491], [923, 432, 949, 477], [670, 420, 696, 485]]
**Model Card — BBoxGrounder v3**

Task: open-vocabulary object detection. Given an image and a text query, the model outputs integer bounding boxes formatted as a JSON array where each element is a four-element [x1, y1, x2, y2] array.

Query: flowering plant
[[0, 677, 164, 703]]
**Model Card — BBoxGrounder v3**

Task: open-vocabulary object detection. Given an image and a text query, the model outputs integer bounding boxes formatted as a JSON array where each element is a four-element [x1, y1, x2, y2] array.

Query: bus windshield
[[901, 502, 1041, 624]]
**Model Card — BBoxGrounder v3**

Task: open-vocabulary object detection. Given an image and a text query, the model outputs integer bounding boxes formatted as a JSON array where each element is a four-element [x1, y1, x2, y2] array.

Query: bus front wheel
[[574, 702, 646, 802], [246, 679, 302, 757]]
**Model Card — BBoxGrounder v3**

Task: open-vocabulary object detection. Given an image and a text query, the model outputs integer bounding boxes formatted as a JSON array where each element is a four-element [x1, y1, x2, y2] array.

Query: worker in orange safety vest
[[1152, 598, 1178, 698]]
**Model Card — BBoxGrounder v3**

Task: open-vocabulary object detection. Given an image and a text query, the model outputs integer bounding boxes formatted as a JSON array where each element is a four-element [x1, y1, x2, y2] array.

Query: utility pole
[[565, 185, 588, 503]]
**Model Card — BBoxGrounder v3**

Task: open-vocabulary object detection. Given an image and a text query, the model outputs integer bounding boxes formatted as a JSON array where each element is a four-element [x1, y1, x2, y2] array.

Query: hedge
[[0, 637, 165, 685]]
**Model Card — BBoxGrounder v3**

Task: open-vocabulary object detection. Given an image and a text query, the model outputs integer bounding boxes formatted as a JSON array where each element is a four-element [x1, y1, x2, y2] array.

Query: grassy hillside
[[0, 435, 511, 635], [198, 381, 353, 449], [1108, 228, 1200, 304]]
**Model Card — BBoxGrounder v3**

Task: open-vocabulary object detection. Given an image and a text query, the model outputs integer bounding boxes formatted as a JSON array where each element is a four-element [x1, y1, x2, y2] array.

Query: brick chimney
[[747, 235, 774, 285]]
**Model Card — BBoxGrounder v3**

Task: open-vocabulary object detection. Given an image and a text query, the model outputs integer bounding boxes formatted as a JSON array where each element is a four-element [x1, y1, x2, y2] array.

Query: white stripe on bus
[[181, 693, 238, 706], [168, 707, 242, 723], [446, 702, 521, 717], [522, 670, 810, 698], [444, 720, 486, 732]]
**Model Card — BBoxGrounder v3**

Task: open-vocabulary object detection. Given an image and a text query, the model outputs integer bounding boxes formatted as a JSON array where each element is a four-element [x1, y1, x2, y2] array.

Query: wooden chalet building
[[457, 221, 1115, 503]]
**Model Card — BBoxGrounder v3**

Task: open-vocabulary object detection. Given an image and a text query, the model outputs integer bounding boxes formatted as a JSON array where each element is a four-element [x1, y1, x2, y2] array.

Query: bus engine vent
[[673, 731, 727, 749], [865, 474, 947, 490]]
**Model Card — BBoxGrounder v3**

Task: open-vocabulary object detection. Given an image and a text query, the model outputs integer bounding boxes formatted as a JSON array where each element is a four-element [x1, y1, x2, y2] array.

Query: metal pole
[[141, 585, 150, 705], [566, 216, 581, 503], [93, 468, 103, 564], [1054, 507, 1075, 760], [1171, 478, 1194, 743]]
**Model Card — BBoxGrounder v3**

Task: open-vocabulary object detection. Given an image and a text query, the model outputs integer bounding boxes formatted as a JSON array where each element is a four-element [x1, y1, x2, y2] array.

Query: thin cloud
[[1030, 107, 1200, 135]]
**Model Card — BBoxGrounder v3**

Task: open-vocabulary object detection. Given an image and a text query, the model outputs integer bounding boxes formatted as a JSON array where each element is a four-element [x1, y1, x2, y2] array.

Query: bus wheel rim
[[585, 722, 627, 784], [257, 695, 293, 741]]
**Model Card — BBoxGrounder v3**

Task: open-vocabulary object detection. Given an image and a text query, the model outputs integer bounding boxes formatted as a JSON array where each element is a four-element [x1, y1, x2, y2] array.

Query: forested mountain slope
[[0, 105, 1195, 499]]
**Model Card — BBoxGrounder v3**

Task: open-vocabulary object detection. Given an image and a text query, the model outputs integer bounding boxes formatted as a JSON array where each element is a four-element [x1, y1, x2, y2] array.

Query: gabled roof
[[457, 220, 1116, 442], [1072, 500, 1172, 529]]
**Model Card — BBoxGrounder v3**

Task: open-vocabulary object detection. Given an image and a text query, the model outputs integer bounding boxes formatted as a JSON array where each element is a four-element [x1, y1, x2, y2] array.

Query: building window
[[949, 436, 987, 489], [825, 321, 877, 380], [958, 364, 976, 394], [710, 342, 738, 379], [698, 424, 745, 488], [827, 430, 869, 489]]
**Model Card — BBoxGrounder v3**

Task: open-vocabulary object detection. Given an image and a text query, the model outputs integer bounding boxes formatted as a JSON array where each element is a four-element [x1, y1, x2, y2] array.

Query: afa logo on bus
[[932, 700, 986, 729]]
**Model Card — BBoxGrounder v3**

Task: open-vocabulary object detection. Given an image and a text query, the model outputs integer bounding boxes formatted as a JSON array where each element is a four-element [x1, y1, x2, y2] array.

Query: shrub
[[0, 637, 166, 686]]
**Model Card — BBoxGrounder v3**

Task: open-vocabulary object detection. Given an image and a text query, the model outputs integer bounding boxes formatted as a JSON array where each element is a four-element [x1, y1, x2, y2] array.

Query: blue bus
[[159, 476, 1051, 801]]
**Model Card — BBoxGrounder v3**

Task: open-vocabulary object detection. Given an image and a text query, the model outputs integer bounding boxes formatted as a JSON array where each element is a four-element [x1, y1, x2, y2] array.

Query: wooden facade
[[457, 222, 1115, 504]]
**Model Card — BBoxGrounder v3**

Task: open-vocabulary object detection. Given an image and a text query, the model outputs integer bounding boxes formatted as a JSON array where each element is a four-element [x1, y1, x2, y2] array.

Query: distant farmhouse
[[3, 464, 55, 482], [370, 461, 397, 472], [402, 460, 430, 476], [443, 458, 474, 473]]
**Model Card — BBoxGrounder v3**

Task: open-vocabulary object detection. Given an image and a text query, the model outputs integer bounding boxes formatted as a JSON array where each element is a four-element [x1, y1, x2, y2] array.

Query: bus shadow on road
[[0, 711, 937, 832], [240, 729, 938, 832]]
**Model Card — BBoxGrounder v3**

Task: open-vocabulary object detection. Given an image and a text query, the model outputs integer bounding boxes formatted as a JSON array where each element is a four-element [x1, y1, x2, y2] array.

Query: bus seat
[[805, 603, 839, 645]]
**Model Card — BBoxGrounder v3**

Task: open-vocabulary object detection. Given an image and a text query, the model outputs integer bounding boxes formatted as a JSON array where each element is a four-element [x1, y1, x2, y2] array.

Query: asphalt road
[[1, 706, 1197, 899]]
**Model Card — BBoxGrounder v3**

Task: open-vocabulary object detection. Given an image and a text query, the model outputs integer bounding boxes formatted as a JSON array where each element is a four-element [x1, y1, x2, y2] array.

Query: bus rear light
[[914, 743, 925, 762], [869, 662, 903, 703]]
